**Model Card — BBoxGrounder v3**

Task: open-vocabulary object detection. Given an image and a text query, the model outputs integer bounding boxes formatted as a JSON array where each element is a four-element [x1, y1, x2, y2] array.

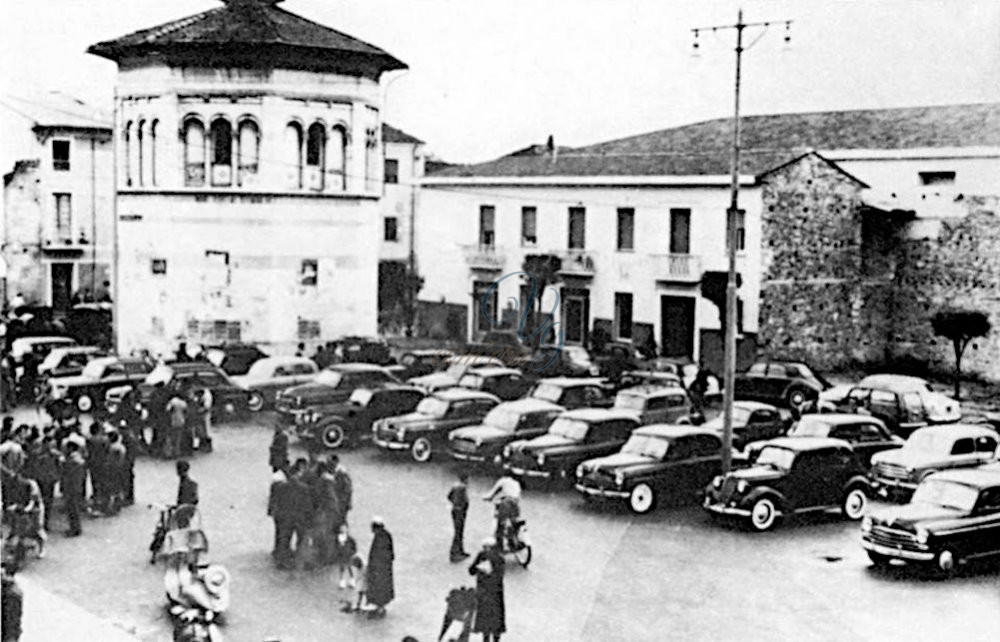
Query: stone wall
[[2, 160, 45, 306], [758, 153, 892, 370], [887, 197, 1000, 380]]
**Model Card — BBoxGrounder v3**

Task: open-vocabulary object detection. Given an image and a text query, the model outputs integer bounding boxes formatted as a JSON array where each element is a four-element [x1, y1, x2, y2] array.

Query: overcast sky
[[2, 0, 999, 167]]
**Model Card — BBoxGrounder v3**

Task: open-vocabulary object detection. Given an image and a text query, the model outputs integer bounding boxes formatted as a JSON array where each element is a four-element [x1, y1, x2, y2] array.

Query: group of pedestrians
[[142, 382, 213, 459]]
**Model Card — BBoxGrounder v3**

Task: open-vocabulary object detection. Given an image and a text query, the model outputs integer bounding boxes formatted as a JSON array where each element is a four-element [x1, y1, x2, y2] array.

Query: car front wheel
[[320, 424, 345, 449], [76, 394, 93, 413], [411, 437, 433, 463], [749, 497, 779, 532], [247, 392, 264, 412], [628, 483, 656, 514], [867, 551, 892, 567], [785, 387, 808, 408], [935, 547, 960, 577], [841, 487, 869, 520]]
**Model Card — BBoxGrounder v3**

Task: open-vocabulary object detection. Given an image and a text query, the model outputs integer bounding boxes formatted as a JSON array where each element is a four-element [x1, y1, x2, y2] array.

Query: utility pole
[[692, 10, 791, 473]]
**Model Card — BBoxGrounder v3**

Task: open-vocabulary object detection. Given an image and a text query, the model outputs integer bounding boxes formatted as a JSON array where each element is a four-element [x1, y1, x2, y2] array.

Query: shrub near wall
[[889, 201, 1000, 381]]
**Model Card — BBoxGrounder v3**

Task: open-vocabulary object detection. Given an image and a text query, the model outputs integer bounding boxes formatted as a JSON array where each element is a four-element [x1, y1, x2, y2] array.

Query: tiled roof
[[87, 0, 406, 75], [429, 103, 1000, 179], [0, 93, 111, 131], [382, 123, 423, 145]]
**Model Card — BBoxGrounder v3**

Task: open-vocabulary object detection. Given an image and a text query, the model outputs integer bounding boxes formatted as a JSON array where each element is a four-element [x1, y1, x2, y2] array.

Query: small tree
[[931, 308, 991, 399], [520, 254, 562, 343], [402, 266, 425, 338]]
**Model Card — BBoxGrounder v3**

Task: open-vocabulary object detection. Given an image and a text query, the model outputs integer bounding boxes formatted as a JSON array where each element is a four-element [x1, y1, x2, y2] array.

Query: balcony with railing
[[41, 227, 90, 254], [557, 249, 597, 278], [651, 253, 702, 282], [462, 244, 506, 271]]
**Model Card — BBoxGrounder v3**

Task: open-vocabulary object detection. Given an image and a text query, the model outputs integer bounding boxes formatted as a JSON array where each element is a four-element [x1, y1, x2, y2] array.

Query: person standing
[[165, 390, 189, 459], [147, 382, 170, 457], [468, 538, 506, 642], [120, 422, 139, 506], [365, 517, 395, 618], [85, 423, 110, 515], [0, 354, 14, 412], [330, 454, 353, 527], [197, 387, 213, 452], [267, 467, 294, 567], [176, 460, 199, 506], [332, 522, 358, 593], [25, 435, 60, 531], [1, 562, 23, 642], [312, 462, 342, 566], [287, 462, 315, 569], [105, 431, 127, 514], [269, 426, 290, 473], [448, 472, 470, 562], [61, 441, 87, 537]]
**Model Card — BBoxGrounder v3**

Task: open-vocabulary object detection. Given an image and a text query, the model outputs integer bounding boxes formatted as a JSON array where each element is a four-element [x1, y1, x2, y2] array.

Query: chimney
[[546, 134, 557, 163]]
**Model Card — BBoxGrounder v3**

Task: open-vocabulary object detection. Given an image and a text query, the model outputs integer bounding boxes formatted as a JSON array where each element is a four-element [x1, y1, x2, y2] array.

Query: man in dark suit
[[175, 460, 199, 506], [61, 441, 87, 537]]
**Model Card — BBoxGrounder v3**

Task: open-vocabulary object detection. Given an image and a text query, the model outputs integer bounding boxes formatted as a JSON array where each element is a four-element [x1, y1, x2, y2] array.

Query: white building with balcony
[[1, 93, 113, 312], [87, 0, 406, 354], [418, 104, 1000, 364]]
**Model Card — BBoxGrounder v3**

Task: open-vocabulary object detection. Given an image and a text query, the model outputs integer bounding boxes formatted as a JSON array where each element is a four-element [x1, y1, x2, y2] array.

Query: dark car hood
[[384, 411, 435, 427], [282, 382, 336, 398], [584, 452, 657, 473], [317, 401, 362, 417], [872, 502, 966, 530]]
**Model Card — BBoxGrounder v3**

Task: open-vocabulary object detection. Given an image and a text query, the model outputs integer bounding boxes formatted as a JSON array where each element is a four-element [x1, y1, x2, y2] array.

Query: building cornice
[[419, 175, 758, 188]]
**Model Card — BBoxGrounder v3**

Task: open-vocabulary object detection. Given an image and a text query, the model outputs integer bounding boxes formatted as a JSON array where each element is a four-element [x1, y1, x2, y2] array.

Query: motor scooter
[[149, 504, 230, 638]]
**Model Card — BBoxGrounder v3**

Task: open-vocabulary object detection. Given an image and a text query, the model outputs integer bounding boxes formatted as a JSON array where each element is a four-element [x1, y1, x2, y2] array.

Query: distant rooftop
[[382, 123, 423, 145], [0, 92, 111, 131], [429, 102, 1000, 179], [88, 0, 406, 78]]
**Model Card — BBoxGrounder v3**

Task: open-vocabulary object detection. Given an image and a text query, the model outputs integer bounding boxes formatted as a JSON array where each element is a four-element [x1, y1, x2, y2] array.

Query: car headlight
[[613, 471, 625, 487], [915, 527, 929, 544], [711, 475, 723, 489], [575, 464, 585, 478], [503, 445, 512, 458], [861, 516, 873, 533], [536, 453, 546, 466], [398, 427, 407, 440], [736, 480, 748, 494]]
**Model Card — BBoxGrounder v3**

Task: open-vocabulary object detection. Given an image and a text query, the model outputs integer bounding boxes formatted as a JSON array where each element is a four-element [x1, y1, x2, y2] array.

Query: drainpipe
[[407, 144, 418, 337], [90, 137, 97, 294]]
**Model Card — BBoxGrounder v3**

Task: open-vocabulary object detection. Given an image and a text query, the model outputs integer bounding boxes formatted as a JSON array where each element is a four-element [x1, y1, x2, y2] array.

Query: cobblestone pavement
[[9, 410, 1000, 642]]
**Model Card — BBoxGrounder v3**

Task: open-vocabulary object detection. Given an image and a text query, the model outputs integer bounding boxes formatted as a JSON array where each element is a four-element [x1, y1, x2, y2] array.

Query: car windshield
[[704, 406, 752, 429], [788, 416, 832, 437], [755, 446, 796, 471], [548, 418, 589, 441], [911, 479, 979, 512], [621, 434, 669, 460], [614, 393, 646, 411], [349, 389, 373, 406], [316, 370, 344, 387], [80, 361, 108, 378], [482, 406, 521, 432], [532, 383, 564, 403], [905, 431, 955, 454], [416, 397, 450, 418]]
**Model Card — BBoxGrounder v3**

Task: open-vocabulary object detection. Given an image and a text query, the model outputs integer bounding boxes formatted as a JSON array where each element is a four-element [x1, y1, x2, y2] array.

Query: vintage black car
[[47, 356, 154, 413], [703, 437, 871, 531], [296, 385, 426, 449], [372, 388, 500, 462], [204, 343, 268, 376], [501, 408, 641, 481], [818, 374, 961, 437], [407, 354, 505, 393], [527, 377, 613, 410], [105, 361, 253, 421], [734, 360, 831, 409], [389, 349, 453, 381], [448, 398, 564, 464], [575, 425, 723, 514], [326, 336, 394, 366], [612, 385, 698, 426], [743, 413, 902, 468], [38, 346, 107, 380], [275, 363, 400, 425], [458, 366, 533, 401], [870, 424, 999, 502], [702, 401, 792, 452], [861, 466, 1000, 575]]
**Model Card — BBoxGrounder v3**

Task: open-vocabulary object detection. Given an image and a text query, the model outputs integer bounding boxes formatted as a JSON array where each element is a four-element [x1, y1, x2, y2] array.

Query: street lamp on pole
[[692, 10, 791, 474]]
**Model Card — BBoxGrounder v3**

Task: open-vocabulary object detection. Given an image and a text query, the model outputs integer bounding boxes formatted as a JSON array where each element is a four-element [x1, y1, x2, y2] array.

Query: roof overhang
[[420, 174, 758, 188]]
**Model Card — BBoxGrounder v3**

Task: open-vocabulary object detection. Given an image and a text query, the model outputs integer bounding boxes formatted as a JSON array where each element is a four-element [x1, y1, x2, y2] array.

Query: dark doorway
[[660, 295, 695, 358], [50, 263, 73, 314], [561, 287, 590, 346]]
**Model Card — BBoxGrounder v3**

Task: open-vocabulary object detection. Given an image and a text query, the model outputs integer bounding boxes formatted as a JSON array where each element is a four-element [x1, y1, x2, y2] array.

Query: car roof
[[13, 336, 75, 346], [927, 467, 1000, 489], [634, 424, 720, 440], [535, 377, 606, 388], [799, 413, 887, 427], [432, 388, 501, 402], [49, 346, 103, 355], [495, 398, 563, 413], [909, 424, 998, 439], [761, 436, 853, 451], [405, 349, 451, 357], [856, 374, 931, 391], [167, 362, 219, 372], [462, 366, 521, 377], [253, 356, 315, 367], [365, 384, 425, 395], [325, 363, 390, 373], [561, 407, 639, 423], [617, 384, 687, 398]]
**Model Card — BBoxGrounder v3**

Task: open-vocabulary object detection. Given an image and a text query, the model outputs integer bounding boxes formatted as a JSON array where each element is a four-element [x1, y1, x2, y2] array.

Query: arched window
[[306, 122, 325, 191], [237, 119, 260, 187], [136, 119, 146, 186], [149, 120, 158, 186], [284, 122, 303, 189], [210, 118, 233, 186], [183, 118, 206, 187], [329, 125, 347, 191], [123, 121, 133, 187]]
